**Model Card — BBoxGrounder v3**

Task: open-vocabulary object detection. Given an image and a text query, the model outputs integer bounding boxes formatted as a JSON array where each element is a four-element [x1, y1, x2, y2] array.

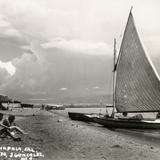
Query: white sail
[[115, 11, 160, 112]]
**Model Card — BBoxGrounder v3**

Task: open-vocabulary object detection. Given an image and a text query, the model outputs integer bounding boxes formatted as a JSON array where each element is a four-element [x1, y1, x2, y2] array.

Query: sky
[[0, 0, 160, 103]]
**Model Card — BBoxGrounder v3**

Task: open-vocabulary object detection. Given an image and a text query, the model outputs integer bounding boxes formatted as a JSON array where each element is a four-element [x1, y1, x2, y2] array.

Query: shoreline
[[1, 109, 160, 160]]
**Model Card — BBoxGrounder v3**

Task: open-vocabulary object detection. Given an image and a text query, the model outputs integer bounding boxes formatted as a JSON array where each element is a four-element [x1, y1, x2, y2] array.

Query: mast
[[111, 38, 116, 117]]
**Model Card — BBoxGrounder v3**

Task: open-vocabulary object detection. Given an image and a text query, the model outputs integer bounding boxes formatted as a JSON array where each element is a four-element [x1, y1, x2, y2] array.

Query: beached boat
[[68, 112, 103, 122], [93, 8, 160, 129]]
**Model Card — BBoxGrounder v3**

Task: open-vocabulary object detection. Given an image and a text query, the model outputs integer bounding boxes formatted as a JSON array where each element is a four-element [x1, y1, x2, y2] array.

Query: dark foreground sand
[[1, 109, 160, 160]]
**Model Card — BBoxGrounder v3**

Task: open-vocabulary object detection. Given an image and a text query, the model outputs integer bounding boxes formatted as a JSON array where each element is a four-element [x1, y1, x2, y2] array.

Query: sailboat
[[93, 9, 160, 129], [68, 9, 160, 129]]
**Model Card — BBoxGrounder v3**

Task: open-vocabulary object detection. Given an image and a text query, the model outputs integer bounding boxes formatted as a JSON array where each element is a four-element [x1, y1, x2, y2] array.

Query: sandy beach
[[1, 109, 160, 160]]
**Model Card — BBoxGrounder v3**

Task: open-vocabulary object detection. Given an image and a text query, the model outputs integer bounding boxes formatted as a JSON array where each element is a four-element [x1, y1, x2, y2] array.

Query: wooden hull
[[68, 112, 98, 122], [93, 117, 160, 129]]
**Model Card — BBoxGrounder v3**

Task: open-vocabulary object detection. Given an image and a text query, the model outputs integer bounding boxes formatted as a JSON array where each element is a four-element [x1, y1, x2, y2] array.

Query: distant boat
[[68, 9, 160, 129], [21, 103, 34, 108], [94, 8, 160, 129], [45, 104, 65, 110]]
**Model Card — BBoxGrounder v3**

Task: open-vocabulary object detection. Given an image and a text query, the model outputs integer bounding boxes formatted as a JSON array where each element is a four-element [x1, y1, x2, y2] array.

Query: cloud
[[41, 38, 112, 55], [60, 88, 68, 91], [0, 67, 11, 91], [0, 13, 21, 39], [93, 86, 100, 89], [0, 15, 10, 28], [4, 28, 21, 38], [3, 54, 39, 92], [0, 0, 74, 41], [0, 0, 159, 57], [0, 61, 16, 75], [11, 51, 50, 90]]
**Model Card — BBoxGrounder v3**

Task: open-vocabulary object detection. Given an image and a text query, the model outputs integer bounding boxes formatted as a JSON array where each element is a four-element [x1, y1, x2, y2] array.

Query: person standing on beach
[[104, 106, 110, 118]]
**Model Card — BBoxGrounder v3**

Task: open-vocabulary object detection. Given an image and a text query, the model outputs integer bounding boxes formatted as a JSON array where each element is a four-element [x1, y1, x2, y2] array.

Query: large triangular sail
[[115, 11, 160, 113]]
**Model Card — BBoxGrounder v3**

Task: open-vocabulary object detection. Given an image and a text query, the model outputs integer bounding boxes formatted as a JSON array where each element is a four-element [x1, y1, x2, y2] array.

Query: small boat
[[93, 8, 160, 129], [45, 104, 65, 111], [68, 112, 103, 122]]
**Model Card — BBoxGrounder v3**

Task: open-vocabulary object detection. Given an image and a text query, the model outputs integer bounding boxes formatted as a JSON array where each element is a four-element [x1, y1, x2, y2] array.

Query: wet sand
[[1, 109, 160, 160]]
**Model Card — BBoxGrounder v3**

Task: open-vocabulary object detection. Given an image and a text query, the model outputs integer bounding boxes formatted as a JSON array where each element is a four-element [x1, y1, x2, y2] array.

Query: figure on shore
[[122, 112, 128, 117], [156, 112, 160, 119], [104, 106, 110, 118], [0, 115, 27, 141], [41, 104, 45, 110], [114, 112, 128, 119]]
